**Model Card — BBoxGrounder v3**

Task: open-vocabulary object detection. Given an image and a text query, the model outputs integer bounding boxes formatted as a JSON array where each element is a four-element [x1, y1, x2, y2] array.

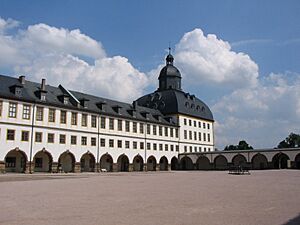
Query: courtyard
[[0, 170, 299, 225]]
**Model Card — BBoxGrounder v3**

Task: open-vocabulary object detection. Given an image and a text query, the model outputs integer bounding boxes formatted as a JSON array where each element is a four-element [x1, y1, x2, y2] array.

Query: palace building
[[0, 53, 215, 173]]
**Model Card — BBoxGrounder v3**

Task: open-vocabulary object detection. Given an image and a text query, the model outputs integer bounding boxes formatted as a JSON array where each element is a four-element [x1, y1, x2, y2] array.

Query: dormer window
[[9, 84, 23, 97], [79, 98, 89, 108], [128, 109, 136, 118], [58, 94, 69, 105], [112, 105, 122, 114], [141, 111, 149, 120], [96, 101, 106, 111], [64, 97, 69, 104], [41, 93, 46, 101]]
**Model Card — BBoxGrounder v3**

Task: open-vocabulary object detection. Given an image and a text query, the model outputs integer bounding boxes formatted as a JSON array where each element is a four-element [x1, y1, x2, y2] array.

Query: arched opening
[[180, 156, 193, 170], [295, 154, 300, 169], [214, 155, 228, 170], [272, 153, 289, 169], [5, 148, 28, 173], [133, 155, 144, 171], [33, 149, 53, 172], [159, 156, 168, 171], [58, 151, 75, 173], [147, 156, 157, 171], [251, 153, 268, 169], [117, 154, 129, 172], [80, 152, 95, 172], [171, 157, 179, 170], [232, 154, 247, 167], [196, 156, 211, 170], [100, 153, 113, 172]]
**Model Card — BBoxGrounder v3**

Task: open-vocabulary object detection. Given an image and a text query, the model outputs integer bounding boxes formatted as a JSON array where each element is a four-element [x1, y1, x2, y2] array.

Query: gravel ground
[[0, 170, 299, 225]]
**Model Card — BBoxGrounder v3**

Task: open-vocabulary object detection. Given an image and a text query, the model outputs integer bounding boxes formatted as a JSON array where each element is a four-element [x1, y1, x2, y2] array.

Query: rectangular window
[[133, 122, 137, 133], [171, 145, 174, 151], [175, 129, 178, 138], [100, 116, 106, 129], [0, 101, 2, 117], [198, 121, 201, 128], [176, 145, 179, 152], [203, 122, 206, 129], [71, 135, 77, 145], [147, 124, 151, 135], [8, 102, 17, 118], [153, 143, 157, 151], [189, 119, 192, 126], [36, 107, 44, 121], [194, 146, 197, 152], [194, 120, 196, 127], [91, 137, 96, 146], [82, 114, 87, 127], [133, 141, 137, 149], [147, 143, 151, 150], [91, 115, 97, 128], [60, 110, 67, 124], [109, 139, 114, 148], [159, 126, 163, 136], [48, 108, 55, 122], [189, 131, 192, 140], [199, 146, 202, 152], [118, 140, 122, 148], [159, 144, 163, 151], [165, 144, 168, 151], [125, 121, 130, 132], [81, 136, 87, 145], [118, 119, 122, 131], [189, 146, 192, 152], [100, 138, 105, 147], [140, 142, 144, 150], [207, 124, 210, 129], [204, 147, 207, 152], [194, 131, 197, 140], [199, 132, 202, 141], [71, 112, 77, 125], [22, 105, 31, 120], [184, 146, 187, 152], [203, 133, 206, 142], [125, 141, 130, 149], [59, 134, 66, 144], [164, 127, 168, 137], [109, 118, 114, 130], [21, 131, 29, 141], [184, 118, 187, 125], [48, 133, 54, 143], [184, 130, 187, 139], [170, 128, 174, 137], [35, 158, 43, 168], [139, 123, 144, 134], [153, 125, 157, 135], [35, 132, 42, 142], [208, 133, 211, 142]]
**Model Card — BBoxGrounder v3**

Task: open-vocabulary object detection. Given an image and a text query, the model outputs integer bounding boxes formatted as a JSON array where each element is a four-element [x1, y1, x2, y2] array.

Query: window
[[100, 138, 105, 147], [199, 132, 202, 141], [153, 143, 157, 151], [203, 122, 206, 129], [48, 133, 54, 143], [194, 120, 196, 127], [190, 146, 192, 152], [100, 116, 106, 129], [171, 145, 174, 152], [21, 131, 29, 141], [71, 135, 77, 145], [118, 119, 122, 131], [189, 131, 192, 140], [175, 129, 178, 138], [140, 142, 144, 150], [133, 122, 137, 133], [133, 141, 137, 149], [36, 107, 44, 121], [5, 157, 16, 168], [164, 127, 168, 137], [184, 118, 187, 125], [91, 115, 97, 128], [91, 137, 96, 146], [48, 108, 55, 122], [176, 145, 179, 152], [81, 136, 87, 145], [118, 140, 122, 148], [194, 131, 197, 140], [194, 146, 197, 152], [22, 105, 31, 120], [165, 144, 168, 151], [204, 147, 207, 152], [159, 126, 163, 136], [59, 134, 66, 144], [159, 144, 163, 151], [71, 112, 77, 125], [203, 133, 206, 142], [35, 158, 43, 168], [82, 114, 87, 127], [184, 130, 187, 139], [147, 143, 151, 150], [35, 132, 42, 142], [125, 121, 130, 132], [207, 124, 210, 129], [125, 141, 130, 149], [8, 102, 17, 118], [208, 133, 211, 142], [147, 124, 151, 134], [109, 118, 114, 130], [60, 110, 67, 124], [0, 101, 2, 117], [170, 128, 174, 137], [189, 119, 192, 126], [199, 146, 202, 152], [198, 121, 201, 128], [7, 129, 15, 140], [140, 123, 144, 134], [184, 146, 187, 152], [109, 139, 114, 148], [153, 125, 157, 135]]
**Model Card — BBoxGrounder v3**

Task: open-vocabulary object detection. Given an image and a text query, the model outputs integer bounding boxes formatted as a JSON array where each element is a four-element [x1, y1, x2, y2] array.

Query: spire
[[166, 47, 174, 65]]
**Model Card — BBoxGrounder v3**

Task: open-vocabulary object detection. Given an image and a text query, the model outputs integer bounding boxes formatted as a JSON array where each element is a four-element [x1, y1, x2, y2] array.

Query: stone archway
[[147, 156, 156, 171], [214, 155, 228, 170], [33, 149, 53, 172], [159, 156, 168, 171], [295, 154, 300, 169], [171, 157, 179, 170], [100, 153, 113, 172], [272, 153, 289, 169], [232, 154, 247, 167], [117, 154, 129, 172], [196, 156, 211, 170], [180, 156, 193, 170], [251, 153, 268, 169], [5, 148, 28, 173], [133, 155, 144, 171], [80, 152, 95, 172], [58, 151, 75, 173]]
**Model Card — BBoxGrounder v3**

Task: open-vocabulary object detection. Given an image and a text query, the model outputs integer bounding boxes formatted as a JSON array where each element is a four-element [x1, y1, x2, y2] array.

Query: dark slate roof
[[136, 89, 214, 121], [0, 74, 178, 126], [159, 64, 182, 79]]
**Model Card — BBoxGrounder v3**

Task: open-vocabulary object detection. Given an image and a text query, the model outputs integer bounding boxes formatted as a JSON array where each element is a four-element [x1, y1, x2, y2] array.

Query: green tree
[[224, 140, 253, 150], [277, 133, 300, 148]]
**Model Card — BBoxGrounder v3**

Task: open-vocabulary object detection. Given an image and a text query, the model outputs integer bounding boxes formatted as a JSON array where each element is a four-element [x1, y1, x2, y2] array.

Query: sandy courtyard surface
[[0, 170, 299, 225]]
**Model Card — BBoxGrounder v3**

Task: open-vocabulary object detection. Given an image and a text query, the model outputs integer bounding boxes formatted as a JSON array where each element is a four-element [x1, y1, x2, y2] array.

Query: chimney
[[19, 76, 25, 85], [41, 79, 46, 91], [133, 101, 137, 109]]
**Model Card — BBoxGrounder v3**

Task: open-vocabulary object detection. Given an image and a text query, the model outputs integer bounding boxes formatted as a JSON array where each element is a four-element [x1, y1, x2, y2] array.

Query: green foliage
[[277, 133, 300, 148], [224, 140, 253, 150]]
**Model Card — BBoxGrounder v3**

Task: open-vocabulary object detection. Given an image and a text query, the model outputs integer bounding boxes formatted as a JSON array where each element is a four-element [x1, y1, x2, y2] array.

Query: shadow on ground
[[283, 213, 300, 225]]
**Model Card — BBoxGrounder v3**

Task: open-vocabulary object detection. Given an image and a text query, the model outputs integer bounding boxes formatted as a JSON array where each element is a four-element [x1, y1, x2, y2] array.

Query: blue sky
[[0, 0, 299, 148]]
